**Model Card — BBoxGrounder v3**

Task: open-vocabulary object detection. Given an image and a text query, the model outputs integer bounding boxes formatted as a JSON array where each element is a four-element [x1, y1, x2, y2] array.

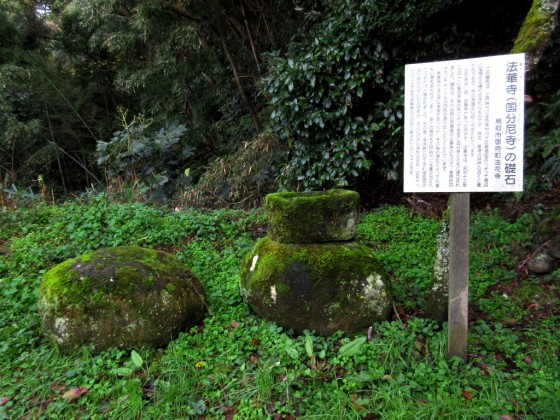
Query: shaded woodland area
[[2, 3, 560, 418], [1, 0, 559, 208]]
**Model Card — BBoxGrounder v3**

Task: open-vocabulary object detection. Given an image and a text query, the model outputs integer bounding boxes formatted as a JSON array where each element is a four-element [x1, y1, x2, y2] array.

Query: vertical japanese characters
[[503, 61, 522, 186]]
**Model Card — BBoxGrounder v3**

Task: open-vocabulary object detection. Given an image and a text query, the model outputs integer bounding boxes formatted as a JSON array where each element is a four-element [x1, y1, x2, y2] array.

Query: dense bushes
[[263, 0, 534, 193], [6, 0, 560, 204], [526, 89, 560, 190]]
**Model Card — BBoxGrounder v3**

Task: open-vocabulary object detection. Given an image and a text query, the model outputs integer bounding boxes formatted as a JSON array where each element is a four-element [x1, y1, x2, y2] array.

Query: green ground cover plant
[[0, 198, 559, 418]]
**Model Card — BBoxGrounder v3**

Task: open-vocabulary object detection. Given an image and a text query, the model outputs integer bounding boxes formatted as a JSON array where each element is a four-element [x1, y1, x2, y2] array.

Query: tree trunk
[[512, 0, 560, 72], [219, 35, 262, 132]]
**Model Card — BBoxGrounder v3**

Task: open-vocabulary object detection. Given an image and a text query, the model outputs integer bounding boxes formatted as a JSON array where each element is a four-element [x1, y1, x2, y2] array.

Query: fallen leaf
[[0, 397, 9, 405], [535, 311, 549, 319], [351, 394, 366, 411], [142, 382, 156, 399], [351, 402, 366, 411], [62, 387, 89, 401], [523, 356, 533, 364], [462, 390, 473, 400], [194, 360, 206, 369], [251, 337, 260, 346]]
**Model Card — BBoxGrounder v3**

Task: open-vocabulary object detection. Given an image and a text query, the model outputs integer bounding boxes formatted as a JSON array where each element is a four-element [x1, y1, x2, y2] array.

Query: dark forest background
[[1, 0, 559, 208]]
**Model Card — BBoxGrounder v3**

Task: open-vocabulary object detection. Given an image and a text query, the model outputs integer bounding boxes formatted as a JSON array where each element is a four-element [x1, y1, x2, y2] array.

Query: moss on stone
[[38, 246, 206, 353], [40, 247, 183, 308], [240, 237, 391, 336], [265, 189, 359, 244], [512, 0, 557, 54], [426, 220, 450, 322]]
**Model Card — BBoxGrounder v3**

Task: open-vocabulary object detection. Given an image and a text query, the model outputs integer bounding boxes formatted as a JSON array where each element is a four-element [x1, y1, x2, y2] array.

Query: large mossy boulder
[[38, 246, 205, 353], [266, 189, 359, 243], [240, 237, 392, 335]]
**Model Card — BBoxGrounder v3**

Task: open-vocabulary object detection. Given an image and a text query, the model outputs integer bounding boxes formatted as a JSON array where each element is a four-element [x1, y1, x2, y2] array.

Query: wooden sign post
[[447, 192, 470, 359], [404, 54, 525, 360]]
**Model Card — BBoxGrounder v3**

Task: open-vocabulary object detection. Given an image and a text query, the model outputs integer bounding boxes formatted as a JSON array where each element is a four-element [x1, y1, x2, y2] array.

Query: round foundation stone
[[38, 246, 206, 353], [240, 237, 392, 336]]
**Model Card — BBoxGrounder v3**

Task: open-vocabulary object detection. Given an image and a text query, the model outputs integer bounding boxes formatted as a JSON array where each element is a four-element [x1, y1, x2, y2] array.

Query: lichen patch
[[250, 255, 259, 272], [364, 274, 384, 299], [270, 285, 277, 303], [54, 317, 71, 344]]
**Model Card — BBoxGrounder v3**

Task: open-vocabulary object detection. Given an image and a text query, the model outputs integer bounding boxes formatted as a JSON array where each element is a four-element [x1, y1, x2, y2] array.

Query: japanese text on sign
[[404, 54, 525, 192]]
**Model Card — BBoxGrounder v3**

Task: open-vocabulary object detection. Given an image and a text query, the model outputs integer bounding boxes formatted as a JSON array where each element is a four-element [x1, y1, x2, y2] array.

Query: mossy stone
[[38, 246, 206, 353], [240, 237, 392, 336], [527, 252, 557, 274], [512, 0, 557, 55], [265, 189, 359, 244]]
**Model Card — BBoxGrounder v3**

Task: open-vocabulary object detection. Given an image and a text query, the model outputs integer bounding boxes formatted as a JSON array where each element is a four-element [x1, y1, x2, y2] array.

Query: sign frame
[[404, 53, 525, 360], [404, 54, 525, 193]]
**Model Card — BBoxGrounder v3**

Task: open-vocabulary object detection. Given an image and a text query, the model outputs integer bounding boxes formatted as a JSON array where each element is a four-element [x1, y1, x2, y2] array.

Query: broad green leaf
[[305, 335, 314, 358], [338, 336, 366, 357], [131, 350, 143, 368]]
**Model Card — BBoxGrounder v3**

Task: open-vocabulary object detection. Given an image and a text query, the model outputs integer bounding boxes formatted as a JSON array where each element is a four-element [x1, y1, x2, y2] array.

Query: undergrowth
[[0, 197, 558, 418]]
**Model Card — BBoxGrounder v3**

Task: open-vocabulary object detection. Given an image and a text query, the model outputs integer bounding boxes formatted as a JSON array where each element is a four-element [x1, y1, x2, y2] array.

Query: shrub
[[526, 89, 560, 189], [181, 132, 284, 209], [262, 0, 470, 191], [96, 110, 191, 202]]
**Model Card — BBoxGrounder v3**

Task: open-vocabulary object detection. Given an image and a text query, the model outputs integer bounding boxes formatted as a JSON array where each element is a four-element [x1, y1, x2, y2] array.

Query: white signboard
[[404, 54, 525, 192]]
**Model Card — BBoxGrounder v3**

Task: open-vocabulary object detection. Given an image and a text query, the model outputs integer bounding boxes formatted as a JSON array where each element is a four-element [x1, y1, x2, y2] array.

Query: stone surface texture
[[241, 189, 392, 336], [266, 189, 359, 244], [38, 246, 205, 352], [527, 252, 557, 274]]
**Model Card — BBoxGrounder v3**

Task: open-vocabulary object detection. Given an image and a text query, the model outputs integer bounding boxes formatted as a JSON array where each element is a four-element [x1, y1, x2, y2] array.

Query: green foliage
[[1, 198, 558, 418], [0, 5, 45, 186], [52, 0, 303, 197], [263, 0, 512, 190], [181, 132, 284, 209], [526, 89, 560, 189], [263, 0, 405, 190], [356, 206, 539, 315], [338, 336, 367, 357], [1, 0, 545, 201], [0, 1, 115, 193], [96, 110, 191, 201], [356, 206, 440, 308], [470, 210, 535, 301]]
